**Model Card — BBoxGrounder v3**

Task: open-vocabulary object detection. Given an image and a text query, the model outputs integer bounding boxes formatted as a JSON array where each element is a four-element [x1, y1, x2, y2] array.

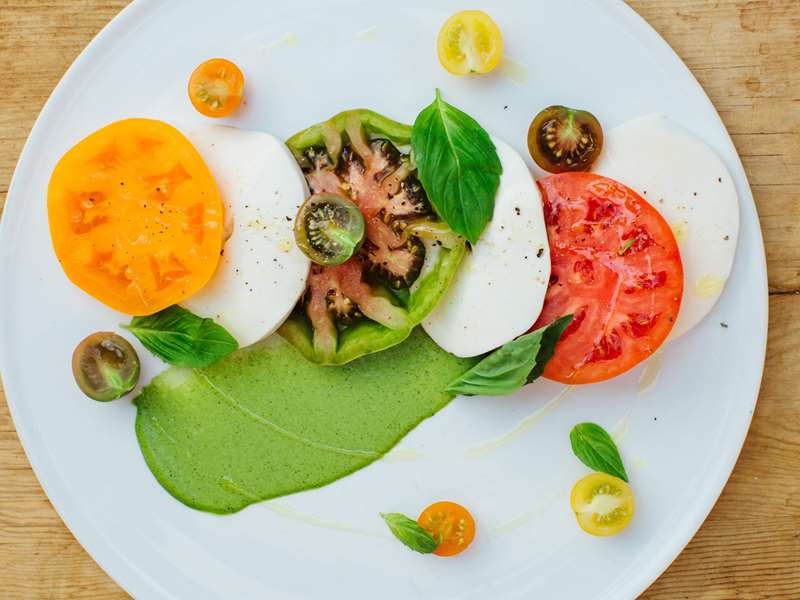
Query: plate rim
[[0, 1, 769, 598]]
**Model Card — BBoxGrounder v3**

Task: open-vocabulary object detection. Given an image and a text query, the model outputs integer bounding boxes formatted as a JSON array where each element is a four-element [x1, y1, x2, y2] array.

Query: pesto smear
[[135, 328, 475, 514]]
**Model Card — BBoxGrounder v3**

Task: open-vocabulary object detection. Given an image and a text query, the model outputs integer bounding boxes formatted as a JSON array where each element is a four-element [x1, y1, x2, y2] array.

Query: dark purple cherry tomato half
[[527, 105, 604, 173], [72, 332, 140, 401]]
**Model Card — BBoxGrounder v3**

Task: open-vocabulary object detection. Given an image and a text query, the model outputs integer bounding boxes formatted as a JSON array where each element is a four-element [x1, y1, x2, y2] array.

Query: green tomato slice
[[281, 109, 466, 365]]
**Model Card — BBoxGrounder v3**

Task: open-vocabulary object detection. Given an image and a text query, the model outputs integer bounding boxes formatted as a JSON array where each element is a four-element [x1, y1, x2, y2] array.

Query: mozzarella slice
[[182, 125, 310, 347], [423, 138, 551, 357], [593, 115, 740, 339]]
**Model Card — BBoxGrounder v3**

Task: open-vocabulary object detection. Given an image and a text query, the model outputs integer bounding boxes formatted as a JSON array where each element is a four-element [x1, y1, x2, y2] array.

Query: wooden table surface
[[1, 1, 798, 598]]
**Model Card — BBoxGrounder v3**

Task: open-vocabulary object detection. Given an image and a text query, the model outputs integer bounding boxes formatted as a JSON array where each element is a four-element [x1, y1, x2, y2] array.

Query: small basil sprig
[[411, 89, 502, 244], [570, 423, 629, 482], [380, 513, 438, 554], [447, 315, 573, 397], [123, 305, 238, 368]]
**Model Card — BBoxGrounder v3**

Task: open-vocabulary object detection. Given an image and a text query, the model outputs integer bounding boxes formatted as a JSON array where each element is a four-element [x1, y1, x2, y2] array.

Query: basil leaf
[[526, 315, 574, 383], [570, 423, 629, 482], [447, 316, 573, 397], [411, 89, 502, 244], [124, 305, 238, 368], [380, 513, 438, 554]]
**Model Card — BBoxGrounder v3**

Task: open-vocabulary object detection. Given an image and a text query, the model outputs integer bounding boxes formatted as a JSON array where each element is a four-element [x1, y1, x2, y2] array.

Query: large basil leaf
[[570, 423, 629, 482], [447, 315, 573, 397], [411, 90, 502, 244], [124, 305, 237, 368]]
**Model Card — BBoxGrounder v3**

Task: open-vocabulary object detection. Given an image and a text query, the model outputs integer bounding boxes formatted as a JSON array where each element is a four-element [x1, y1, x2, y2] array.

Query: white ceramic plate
[[0, 1, 767, 598]]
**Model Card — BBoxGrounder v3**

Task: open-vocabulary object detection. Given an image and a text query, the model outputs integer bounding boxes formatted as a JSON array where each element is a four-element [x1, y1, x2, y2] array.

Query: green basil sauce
[[134, 328, 475, 514]]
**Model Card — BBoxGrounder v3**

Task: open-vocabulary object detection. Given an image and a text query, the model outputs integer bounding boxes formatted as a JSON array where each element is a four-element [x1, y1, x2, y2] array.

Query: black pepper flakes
[[536, 248, 544, 258]]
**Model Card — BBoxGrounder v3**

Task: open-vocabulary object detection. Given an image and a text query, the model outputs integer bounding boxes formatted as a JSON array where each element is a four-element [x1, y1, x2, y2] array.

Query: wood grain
[[0, 1, 798, 598]]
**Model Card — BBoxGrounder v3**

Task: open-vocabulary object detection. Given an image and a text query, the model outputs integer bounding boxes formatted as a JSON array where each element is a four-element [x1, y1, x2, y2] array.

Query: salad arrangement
[[51, 10, 740, 557]]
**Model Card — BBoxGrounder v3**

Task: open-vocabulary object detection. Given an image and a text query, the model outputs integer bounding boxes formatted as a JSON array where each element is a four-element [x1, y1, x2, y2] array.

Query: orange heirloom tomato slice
[[48, 118, 224, 315], [188, 58, 245, 118], [418, 501, 476, 557]]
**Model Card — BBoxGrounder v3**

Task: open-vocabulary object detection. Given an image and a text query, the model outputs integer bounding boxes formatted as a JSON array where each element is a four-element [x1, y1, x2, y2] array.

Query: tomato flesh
[[418, 501, 476, 557], [532, 173, 682, 384]]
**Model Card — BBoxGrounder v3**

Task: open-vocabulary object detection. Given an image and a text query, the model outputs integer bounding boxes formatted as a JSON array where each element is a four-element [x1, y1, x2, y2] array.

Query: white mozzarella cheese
[[593, 114, 740, 339], [182, 125, 310, 347], [423, 138, 551, 357]]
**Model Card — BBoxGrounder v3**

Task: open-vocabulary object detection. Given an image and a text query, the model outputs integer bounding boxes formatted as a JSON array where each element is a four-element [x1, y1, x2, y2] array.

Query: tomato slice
[[532, 173, 682, 384], [48, 119, 224, 315], [570, 472, 635, 536], [417, 501, 476, 557], [188, 58, 245, 118]]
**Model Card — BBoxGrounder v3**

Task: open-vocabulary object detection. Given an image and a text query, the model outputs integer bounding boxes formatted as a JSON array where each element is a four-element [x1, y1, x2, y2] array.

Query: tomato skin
[[418, 501, 476, 557], [188, 58, 244, 118], [48, 119, 224, 315], [533, 173, 683, 384]]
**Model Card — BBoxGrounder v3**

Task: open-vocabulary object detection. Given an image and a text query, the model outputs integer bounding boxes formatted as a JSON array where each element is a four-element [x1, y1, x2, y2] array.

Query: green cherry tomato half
[[527, 105, 604, 173], [71, 332, 140, 401], [294, 193, 366, 266]]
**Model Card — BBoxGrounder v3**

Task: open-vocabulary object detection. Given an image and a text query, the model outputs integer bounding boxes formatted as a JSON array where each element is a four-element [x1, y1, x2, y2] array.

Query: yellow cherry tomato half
[[570, 473, 635, 537], [417, 501, 476, 556], [188, 58, 245, 118], [437, 10, 504, 76]]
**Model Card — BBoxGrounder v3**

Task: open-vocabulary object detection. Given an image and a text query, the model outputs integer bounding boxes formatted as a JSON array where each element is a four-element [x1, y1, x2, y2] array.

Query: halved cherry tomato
[[188, 58, 244, 118], [437, 10, 503, 76], [48, 119, 224, 315], [532, 173, 682, 384], [527, 106, 604, 173], [570, 472, 635, 536], [417, 501, 475, 557], [72, 332, 140, 401]]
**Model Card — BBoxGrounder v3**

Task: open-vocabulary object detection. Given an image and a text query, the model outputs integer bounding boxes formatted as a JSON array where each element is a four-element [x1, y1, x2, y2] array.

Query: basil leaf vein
[[569, 423, 629, 482], [411, 89, 502, 244], [380, 512, 438, 554], [124, 305, 238, 368], [447, 315, 573, 397]]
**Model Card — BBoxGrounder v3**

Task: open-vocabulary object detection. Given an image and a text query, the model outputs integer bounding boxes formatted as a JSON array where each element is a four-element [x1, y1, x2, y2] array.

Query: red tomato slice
[[532, 173, 683, 384]]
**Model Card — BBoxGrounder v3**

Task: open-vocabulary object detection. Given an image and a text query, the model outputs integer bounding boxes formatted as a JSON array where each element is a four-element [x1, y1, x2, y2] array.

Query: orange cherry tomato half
[[48, 118, 224, 315], [417, 501, 476, 557], [188, 58, 245, 118]]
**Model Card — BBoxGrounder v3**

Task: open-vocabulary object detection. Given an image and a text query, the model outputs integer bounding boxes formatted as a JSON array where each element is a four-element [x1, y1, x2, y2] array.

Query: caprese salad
[[45, 10, 739, 556]]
